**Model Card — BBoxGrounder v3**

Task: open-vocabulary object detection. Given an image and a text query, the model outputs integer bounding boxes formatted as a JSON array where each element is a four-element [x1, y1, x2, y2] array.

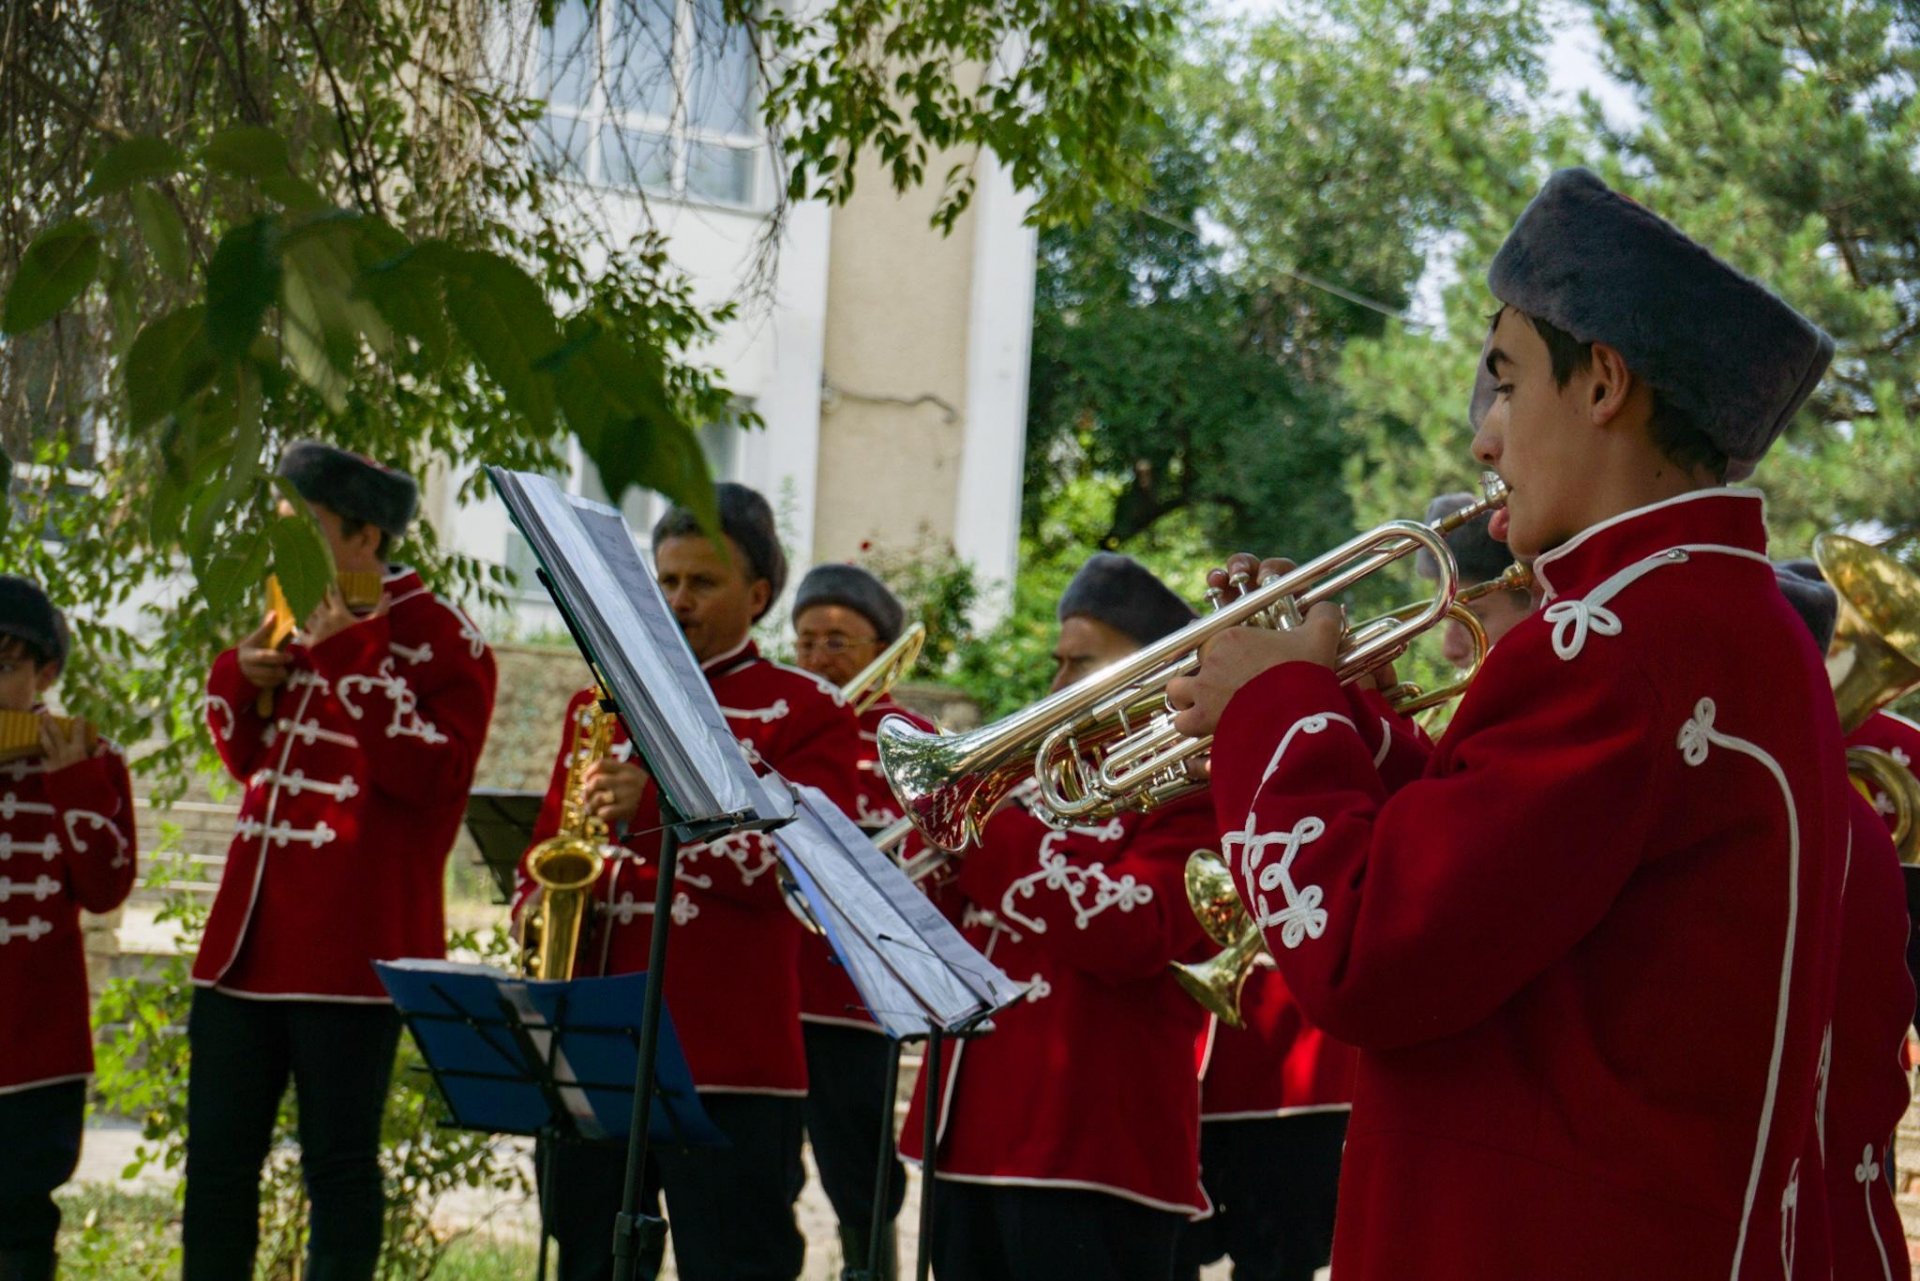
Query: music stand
[[374, 960, 724, 1281], [488, 466, 792, 1281], [463, 788, 544, 903], [769, 780, 1026, 1281]]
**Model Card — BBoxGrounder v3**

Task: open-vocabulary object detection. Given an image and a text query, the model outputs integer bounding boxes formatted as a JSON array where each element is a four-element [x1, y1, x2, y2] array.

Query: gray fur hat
[[0, 576, 69, 669], [277, 440, 419, 538], [1058, 553, 1195, 646], [652, 481, 787, 621], [793, 564, 906, 644], [1488, 168, 1833, 481], [1415, 493, 1516, 586], [1775, 558, 1839, 652]]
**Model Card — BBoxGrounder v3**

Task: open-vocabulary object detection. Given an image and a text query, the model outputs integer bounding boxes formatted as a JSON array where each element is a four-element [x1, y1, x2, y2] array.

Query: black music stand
[[374, 960, 723, 1281], [489, 467, 791, 1281], [463, 788, 544, 903], [771, 782, 1026, 1281]]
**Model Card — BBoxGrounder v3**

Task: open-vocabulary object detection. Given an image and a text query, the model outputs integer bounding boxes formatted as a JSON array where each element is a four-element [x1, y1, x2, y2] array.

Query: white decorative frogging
[[1223, 713, 1353, 951], [1779, 1161, 1798, 1277], [1676, 696, 1801, 1281], [1855, 1144, 1896, 1281], [0, 793, 54, 822], [206, 695, 237, 742], [236, 817, 339, 849], [1544, 545, 1772, 662], [998, 819, 1149, 935], [62, 810, 131, 869], [0, 916, 52, 944], [336, 658, 448, 744], [0, 874, 60, 902]]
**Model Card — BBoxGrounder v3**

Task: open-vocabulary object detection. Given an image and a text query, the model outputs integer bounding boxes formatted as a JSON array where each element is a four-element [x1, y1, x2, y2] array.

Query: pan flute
[[0, 710, 95, 763]]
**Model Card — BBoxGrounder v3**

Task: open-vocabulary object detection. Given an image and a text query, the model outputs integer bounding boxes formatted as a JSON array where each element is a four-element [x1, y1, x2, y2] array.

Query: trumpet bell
[[1184, 849, 1250, 948], [876, 712, 1025, 853], [1815, 533, 1920, 733], [1171, 929, 1264, 1028]]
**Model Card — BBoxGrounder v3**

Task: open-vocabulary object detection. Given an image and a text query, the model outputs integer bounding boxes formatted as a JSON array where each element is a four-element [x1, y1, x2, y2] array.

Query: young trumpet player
[[899, 554, 1213, 1281], [1169, 168, 1853, 1279], [515, 483, 865, 1281], [186, 442, 498, 1281], [790, 562, 934, 1279], [1771, 563, 1913, 1277], [0, 578, 136, 1281]]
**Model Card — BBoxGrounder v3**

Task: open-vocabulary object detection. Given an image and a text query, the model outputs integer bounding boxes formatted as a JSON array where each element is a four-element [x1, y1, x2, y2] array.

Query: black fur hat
[[1775, 559, 1839, 652], [277, 441, 419, 538], [1058, 553, 1195, 646], [1415, 493, 1517, 586], [0, 576, 70, 670], [652, 482, 787, 622], [793, 564, 906, 644], [1488, 168, 1833, 481]]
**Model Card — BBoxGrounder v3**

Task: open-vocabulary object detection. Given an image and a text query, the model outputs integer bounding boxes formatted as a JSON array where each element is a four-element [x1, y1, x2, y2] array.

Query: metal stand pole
[[845, 1039, 905, 1281], [914, 1028, 944, 1281], [610, 815, 682, 1281]]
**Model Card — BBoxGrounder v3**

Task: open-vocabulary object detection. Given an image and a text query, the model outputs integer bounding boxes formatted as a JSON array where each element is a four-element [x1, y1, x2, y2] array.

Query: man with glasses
[[789, 563, 934, 1279]]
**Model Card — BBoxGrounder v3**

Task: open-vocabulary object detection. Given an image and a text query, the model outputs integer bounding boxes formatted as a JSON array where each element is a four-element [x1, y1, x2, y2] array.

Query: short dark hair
[[1526, 313, 1730, 483]]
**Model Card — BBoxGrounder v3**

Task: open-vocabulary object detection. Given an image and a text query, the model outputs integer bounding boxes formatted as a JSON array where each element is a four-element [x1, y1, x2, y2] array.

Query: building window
[[535, 0, 761, 207]]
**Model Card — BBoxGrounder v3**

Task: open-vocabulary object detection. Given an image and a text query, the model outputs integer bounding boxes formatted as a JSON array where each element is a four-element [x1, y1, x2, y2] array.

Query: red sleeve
[[1210, 655, 1661, 1050], [1346, 686, 1433, 793], [44, 746, 138, 914], [306, 608, 497, 808], [206, 649, 272, 781], [957, 798, 1213, 984]]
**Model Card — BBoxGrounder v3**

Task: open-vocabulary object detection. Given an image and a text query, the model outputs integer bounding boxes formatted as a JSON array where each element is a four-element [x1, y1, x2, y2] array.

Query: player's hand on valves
[[582, 758, 652, 825], [237, 614, 292, 691], [1204, 554, 1298, 608], [1167, 600, 1345, 739]]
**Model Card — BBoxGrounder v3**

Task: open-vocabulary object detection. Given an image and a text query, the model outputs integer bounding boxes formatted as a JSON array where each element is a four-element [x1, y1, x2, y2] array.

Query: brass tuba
[[1816, 533, 1920, 861], [521, 692, 616, 980], [877, 475, 1511, 852]]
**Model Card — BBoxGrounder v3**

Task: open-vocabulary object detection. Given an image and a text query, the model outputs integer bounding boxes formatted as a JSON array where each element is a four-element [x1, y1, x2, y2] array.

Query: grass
[[54, 1183, 535, 1281]]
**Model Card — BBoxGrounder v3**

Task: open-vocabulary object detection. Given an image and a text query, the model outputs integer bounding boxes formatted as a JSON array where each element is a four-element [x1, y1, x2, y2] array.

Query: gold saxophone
[[522, 692, 615, 980]]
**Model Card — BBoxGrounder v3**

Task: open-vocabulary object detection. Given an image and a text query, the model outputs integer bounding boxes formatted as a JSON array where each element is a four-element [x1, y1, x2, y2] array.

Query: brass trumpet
[[841, 623, 927, 716], [1170, 849, 1267, 1027], [877, 475, 1511, 852]]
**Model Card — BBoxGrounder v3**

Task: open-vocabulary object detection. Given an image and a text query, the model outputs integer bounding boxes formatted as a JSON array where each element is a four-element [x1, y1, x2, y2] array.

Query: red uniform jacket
[[900, 792, 1216, 1216], [1847, 709, 1920, 836], [798, 696, 938, 1032], [196, 570, 498, 1000], [1199, 962, 1356, 1121], [1814, 795, 1912, 1279], [1211, 490, 1852, 1280], [0, 731, 137, 1093], [518, 640, 864, 1095]]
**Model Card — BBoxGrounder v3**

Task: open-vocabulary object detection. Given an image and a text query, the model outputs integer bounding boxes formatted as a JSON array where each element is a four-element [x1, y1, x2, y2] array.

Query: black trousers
[[930, 1180, 1184, 1281], [0, 1079, 85, 1259], [541, 1092, 806, 1281], [803, 1023, 906, 1239], [181, 987, 402, 1281], [1173, 1111, 1347, 1281]]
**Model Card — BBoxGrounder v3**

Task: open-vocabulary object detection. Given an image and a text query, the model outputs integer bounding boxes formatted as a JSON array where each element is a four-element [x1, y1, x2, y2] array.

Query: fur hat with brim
[[277, 441, 419, 538], [1775, 559, 1839, 652], [653, 482, 787, 622], [793, 564, 905, 644], [1488, 168, 1833, 481], [1415, 493, 1516, 586], [1058, 553, 1195, 646], [0, 576, 70, 669]]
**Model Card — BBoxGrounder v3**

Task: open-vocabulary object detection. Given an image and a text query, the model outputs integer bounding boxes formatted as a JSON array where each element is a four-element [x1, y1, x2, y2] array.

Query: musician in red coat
[[899, 554, 1213, 1281], [517, 483, 865, 1281], [1170, 168, 1849, 1279], [184, 444, 498, 1281], [0, 579, 137, 1281], [1772, 564, 1914, 1278], [790, 562, 933, 1279]]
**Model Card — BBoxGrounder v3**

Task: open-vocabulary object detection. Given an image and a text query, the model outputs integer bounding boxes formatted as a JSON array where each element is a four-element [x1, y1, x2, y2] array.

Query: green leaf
[[203, 127, 292, 181], [129, 187, 191, 281], [84, 137, 183, 199], [197, 533, 271, 613], [442, 250, 561, 433], [3, 219, 102, 334], [267, 496, 337, 621], [205, 219, 282, 358], [125, 307, 217, 429]]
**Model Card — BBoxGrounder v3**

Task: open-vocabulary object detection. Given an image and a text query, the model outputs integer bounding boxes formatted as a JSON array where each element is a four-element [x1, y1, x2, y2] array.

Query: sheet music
[[489, 467, 779, 831], [770, 779, 1024, 1038]]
